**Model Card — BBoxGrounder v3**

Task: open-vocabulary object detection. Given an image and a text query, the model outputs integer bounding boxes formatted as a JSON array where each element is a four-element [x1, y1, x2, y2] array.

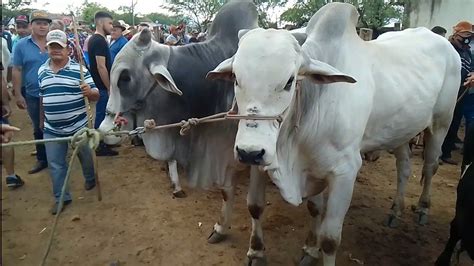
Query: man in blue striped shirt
[[38, 30, 99, 214]]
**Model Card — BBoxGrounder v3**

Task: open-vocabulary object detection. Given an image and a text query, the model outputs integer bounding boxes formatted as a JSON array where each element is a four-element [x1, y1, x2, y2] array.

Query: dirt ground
[[2, 106, 472, 266]]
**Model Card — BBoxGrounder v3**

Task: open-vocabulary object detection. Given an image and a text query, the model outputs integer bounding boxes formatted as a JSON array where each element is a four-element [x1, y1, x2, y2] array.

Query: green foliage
[[349, 0, 403, 29], [164, 0, 227, 31], [144, 13, 180, 26], [1, 4, 34, 25], [254, 0, 286, 28], [280, 0, 403, 30], [80, 1, 111, 24], [280, 0, 326, 27]]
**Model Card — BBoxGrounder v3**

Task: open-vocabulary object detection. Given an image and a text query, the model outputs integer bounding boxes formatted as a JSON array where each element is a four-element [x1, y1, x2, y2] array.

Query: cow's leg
[[168, 160, 186, 198], [208, 185, 235, 244], [246, 166, 267, 266], [319, 158, 360, 266], [385, 143, 411, 228], [415, 128, 444, 225], [300, 193, 325, 266]]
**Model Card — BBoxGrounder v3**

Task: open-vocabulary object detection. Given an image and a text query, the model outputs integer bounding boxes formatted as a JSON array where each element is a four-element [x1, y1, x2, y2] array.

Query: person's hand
[[80, 83, 94, 97], [16, 95, 27, 110], [464, 72, 474, 87], [2, 104, 11, 118], [1, 124, 20, 143]]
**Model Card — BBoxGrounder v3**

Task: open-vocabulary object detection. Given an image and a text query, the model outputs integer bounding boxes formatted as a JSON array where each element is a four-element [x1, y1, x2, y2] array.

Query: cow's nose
[[236, 146, 265, 165]]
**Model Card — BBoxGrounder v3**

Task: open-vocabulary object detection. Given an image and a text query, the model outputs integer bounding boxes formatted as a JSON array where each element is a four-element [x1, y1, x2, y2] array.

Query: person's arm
[[464, 72, 474, 87], [80, 83, 99, 101], [1, 73, 11, 117], [93, 37, 111, 93], [1, 124, 20, 143], [83, 69, 100, 101], [11, 44, 26, 109], [96, 55, 110, 93], [12, 67, 26, 109], [39, 96, 44, 130]]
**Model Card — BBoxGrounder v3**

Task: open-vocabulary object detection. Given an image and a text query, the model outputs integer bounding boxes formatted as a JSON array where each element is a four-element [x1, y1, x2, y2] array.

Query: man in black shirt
[[88, 11, 118, 156]]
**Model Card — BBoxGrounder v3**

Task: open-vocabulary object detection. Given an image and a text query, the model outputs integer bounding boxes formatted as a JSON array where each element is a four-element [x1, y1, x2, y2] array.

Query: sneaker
[[6, 175, 25, 189], [51, 200, 72, 215], [95, 143, 118, 157]]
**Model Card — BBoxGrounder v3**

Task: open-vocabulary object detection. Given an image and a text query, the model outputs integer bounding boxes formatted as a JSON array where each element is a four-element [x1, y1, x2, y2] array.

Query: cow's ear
[[299, 57, 356, 84], [206, 57, 234, 81], [149, 63, 183, 96]]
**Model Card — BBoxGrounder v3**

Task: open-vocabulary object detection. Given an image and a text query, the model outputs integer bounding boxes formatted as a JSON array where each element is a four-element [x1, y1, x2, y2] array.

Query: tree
[[1, 4, 34, 26], [80, 1, 112, 24], [254, 0, 287, 28], [280, 0, 326, 28], [349, 0, 403, 30], [145, 12, 180, 26], [164, 0, 226, 32], [280, 0, 403, 30]]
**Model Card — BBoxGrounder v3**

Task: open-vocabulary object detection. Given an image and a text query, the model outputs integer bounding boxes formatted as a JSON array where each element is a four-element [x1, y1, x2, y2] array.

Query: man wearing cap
[[440, 21, 474, 165], [38, 29, 99, 214], [165, 25, 180, 45], [12, 10, 51, 174], [110, 21, 128, 63], [12, 15, 30, 51]]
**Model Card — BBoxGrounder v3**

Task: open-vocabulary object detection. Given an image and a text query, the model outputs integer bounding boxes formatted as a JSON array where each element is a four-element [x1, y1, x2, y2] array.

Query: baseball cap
[[46, 30, 68, 48], [15, 15, 29, 24], [453, 21, 473, 37], [30, 10, 52, 23]]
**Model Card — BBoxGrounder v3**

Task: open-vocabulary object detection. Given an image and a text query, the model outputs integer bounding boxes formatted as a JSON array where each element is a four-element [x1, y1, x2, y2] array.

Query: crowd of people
[[1, 9, 473, 216], [0, 10, 209, 214]]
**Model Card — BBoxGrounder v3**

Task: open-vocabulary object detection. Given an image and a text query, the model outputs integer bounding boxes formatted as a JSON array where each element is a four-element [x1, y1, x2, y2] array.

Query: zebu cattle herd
[[98, 1, 473, 265]]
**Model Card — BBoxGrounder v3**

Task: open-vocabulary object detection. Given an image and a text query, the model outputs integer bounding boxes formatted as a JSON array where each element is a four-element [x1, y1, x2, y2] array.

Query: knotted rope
[[40, 128, 100, 266]]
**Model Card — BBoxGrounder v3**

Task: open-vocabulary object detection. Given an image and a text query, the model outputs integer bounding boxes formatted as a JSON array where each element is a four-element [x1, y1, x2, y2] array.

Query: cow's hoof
[[299, 254, 319, 266], [207, 229, 226, 244], [246, 256, 267, 266], [384, 214, 400, 228], [416, 213, 428, 225], [173, 190, 187, 198]]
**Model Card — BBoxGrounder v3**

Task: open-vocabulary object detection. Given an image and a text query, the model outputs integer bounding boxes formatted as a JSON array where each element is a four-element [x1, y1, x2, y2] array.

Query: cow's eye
[[284, 77, 294, 91], [234, 78, 239, 87], [119, 70, 131, 82]]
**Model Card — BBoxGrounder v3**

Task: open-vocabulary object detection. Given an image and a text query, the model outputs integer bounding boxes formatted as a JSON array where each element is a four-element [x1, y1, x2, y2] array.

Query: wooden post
[[359, 28, 373, 41]]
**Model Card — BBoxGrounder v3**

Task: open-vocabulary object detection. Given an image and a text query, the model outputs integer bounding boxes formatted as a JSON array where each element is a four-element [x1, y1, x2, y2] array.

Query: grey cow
[[99, 0, 258, 245]]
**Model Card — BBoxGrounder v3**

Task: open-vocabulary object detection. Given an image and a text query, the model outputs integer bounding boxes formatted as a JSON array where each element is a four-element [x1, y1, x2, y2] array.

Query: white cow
[[207, 3, 460, 265], [2, 37, 10, 80]]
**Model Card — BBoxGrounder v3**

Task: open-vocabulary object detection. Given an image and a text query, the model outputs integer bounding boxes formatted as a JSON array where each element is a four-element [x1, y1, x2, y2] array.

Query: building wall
[[409, 0, 474, 33]]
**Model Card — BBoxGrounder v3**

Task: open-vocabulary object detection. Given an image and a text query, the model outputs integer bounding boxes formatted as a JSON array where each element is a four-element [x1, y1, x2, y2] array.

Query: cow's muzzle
[[236, 146, 265, 165]]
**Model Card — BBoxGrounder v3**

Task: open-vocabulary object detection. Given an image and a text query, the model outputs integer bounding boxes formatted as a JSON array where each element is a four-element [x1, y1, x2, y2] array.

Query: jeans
[[44, 132, 95, 202], [94, 89, 108, 129], [25, 95, 47, 164]]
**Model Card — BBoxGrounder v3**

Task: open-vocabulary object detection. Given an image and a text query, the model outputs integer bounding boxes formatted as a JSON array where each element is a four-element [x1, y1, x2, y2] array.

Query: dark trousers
[[94, 89, 108, 129], [25, 95, 47, 164]]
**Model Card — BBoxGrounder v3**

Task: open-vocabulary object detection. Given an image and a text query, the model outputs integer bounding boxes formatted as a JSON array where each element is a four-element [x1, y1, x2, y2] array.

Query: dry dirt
[[2, 106, 472, 266]]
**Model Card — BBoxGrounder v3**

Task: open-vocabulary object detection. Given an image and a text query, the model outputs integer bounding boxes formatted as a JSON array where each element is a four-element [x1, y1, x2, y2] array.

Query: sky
[[24, 0, 170, 16], [23, 0, 293, 20]]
